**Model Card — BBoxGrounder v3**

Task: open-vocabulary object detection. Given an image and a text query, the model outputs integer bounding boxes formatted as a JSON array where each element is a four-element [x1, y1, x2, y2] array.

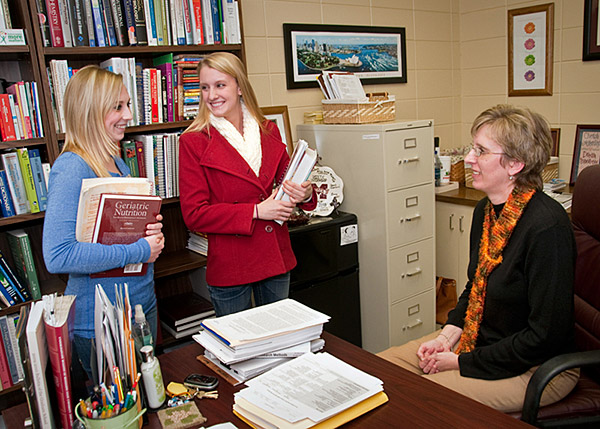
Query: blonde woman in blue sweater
[[42, 66, 164, 378]]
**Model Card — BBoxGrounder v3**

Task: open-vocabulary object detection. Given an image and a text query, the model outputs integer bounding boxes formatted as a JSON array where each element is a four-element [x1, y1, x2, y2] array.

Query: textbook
[[90, 193, 162, 278], [75, 176, 154, 243], [274, 139, 317, 225]]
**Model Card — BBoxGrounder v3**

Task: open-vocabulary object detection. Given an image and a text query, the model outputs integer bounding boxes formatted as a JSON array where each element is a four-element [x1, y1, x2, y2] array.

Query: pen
[[113, 366, 124, 403]]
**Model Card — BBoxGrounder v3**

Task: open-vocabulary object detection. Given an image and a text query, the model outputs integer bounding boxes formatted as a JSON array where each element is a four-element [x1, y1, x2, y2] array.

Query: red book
[[135, 140, 147, 178], [90, 193, 162, 278], [44, 295, 76, 429], [0, 95, 16, 141], [45, 0, 65, 47], [191, 0, 204, 44], [149, 68, 159, 123], [0, 329, 13, 389]]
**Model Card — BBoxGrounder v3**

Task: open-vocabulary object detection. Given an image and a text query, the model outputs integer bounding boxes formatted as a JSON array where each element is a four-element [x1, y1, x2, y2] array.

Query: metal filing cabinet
[[297, 121, 436, 353]]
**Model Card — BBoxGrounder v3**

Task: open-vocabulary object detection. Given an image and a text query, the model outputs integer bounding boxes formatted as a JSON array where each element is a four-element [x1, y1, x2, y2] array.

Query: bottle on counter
[[434, 137, 442, 187], [140, 345, 166, 409]]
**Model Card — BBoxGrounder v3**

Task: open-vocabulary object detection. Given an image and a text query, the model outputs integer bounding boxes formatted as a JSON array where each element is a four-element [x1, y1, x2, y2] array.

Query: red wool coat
[[179, 121, 316, 286]]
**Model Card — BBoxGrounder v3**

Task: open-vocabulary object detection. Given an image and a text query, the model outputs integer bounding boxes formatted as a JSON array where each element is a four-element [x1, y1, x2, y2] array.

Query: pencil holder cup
[[75, 401, 146, 429]]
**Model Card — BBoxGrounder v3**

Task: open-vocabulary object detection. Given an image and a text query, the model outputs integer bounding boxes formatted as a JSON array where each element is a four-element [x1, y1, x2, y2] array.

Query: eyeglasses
[[470, 146, 505, 158]]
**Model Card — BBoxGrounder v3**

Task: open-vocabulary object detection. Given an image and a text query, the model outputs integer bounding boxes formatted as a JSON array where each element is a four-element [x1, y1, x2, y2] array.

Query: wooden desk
[[2, 332, 531, 428]]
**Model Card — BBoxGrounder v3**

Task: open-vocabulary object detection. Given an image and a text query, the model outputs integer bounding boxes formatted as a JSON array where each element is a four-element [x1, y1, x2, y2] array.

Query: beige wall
[[241, 0, 600, 181]]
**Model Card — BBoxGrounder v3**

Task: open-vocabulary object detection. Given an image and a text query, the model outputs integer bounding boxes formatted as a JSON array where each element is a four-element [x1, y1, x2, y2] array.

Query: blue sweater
[[42, 152, 156, 338]]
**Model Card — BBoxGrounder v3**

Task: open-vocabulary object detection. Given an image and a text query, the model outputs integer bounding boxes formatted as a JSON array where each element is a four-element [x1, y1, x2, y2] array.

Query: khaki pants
[[377, 330, 579, 413]]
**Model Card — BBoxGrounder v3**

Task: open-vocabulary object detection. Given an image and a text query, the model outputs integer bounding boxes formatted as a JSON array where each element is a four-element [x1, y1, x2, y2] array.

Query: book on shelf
[[0, 248, 32, 303], [90, 193, 162, 278], [160, 321, 203, 339], [159, 292, 214, 327], [121, 140, 140, 177], [0, 94, 16, 141], [0, 319, 13, 388], [7, 313, 25, 381], [56, 0, 73, 48], [7, 229, 42, 301], [233, 352, 387, 429], [1, 151, 29, 215], [16, 305, 41, 426], [26, 300, 56, 429], [43, 294, 76, 429], [0, 315, 20, 385], [17, 148, 41, 214], [135, 140, 147, 178], [28, 149, 49, 211], [187, 230, 208, 256], [0, 169, 16, 218], [75, 176, 154, 243]]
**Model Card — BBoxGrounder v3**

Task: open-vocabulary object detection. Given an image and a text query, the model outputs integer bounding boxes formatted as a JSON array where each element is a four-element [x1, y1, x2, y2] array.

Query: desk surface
[[2, 332, 531, 428]]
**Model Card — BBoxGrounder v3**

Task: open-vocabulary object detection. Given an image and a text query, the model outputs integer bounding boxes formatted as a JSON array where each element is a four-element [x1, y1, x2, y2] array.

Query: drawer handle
[[403, 319, 423, 330], [398, 156, 420, 164], [405, 268, 422, 277], [449, 213, 455, 231], [459, 215, 465, 233], [405, 214, 421, 222]]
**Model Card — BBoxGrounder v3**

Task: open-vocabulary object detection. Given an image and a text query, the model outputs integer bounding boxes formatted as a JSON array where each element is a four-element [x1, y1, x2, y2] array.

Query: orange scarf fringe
[[455, 187, 536, 354]]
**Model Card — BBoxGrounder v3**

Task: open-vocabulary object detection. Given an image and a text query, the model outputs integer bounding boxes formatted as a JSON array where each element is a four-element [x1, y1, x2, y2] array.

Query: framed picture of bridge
[[283, 23, 407, 89]]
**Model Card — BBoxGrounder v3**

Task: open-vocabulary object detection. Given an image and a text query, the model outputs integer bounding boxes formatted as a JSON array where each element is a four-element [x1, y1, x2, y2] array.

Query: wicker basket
[[322, 93, 395, 124], [450, 160, 465, 184], [542, 158, 559, 182]]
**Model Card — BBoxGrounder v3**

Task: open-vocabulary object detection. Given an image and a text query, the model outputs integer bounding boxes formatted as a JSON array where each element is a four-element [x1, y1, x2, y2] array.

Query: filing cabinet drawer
[[384, 126, 433, 190], [386, 183, 434, 248], [389, 238, 435, 303], [390, 289, 435, 346]]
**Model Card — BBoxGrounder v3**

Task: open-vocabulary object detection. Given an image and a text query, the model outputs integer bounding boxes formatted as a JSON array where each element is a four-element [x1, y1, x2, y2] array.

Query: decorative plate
[[307, 166, 344, 216]]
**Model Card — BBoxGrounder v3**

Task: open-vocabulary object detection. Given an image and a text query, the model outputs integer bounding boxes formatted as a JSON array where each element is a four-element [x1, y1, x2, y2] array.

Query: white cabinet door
[[435, 202, 474, 297]]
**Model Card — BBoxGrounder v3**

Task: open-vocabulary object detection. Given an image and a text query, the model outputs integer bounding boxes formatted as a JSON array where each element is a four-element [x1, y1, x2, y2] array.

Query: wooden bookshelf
[[0, 0, 246, 411]]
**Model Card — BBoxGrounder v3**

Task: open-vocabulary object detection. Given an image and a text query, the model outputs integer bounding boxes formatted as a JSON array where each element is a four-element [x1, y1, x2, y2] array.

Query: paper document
[[235, 352, 383, 424], [200, 299, 330, 348]]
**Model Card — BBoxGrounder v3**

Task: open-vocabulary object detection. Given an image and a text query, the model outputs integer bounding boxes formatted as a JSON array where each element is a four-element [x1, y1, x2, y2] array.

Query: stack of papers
[[193, 299, 329, 384], [543, 178, 567, 192], [232, 352, 388, 428], [545, 190, 573, 210], [317, 71, 366, 101]]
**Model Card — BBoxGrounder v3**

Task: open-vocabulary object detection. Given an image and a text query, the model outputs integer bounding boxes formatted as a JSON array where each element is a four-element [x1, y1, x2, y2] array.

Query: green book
[[121, 140, 139, 177], [6, 229, 41, 300], [16, 148, 40, 213]]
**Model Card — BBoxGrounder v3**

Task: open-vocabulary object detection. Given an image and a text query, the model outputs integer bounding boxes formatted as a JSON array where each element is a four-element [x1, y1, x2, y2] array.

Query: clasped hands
[[144, 214, 165, 263], [417, 336, 459, 374], [255, 180, 313, 222]]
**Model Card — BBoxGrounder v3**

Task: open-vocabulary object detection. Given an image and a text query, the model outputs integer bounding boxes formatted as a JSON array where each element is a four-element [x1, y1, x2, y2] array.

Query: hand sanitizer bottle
[[140, 345, 166, 408], [133, 304, 153, 353]]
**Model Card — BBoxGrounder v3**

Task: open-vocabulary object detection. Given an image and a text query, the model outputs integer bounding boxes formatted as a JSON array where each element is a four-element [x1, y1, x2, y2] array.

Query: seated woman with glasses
[[378, 104, 579, 412]]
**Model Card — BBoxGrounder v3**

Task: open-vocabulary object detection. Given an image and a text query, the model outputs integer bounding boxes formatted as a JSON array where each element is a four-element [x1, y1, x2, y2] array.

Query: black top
[[446, 191, 576, 380]]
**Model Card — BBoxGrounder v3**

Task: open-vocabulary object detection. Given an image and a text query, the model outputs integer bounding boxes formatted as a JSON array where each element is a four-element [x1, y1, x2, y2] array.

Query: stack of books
[[233, 352, 388, 428], [159, 293, 215, 339], [193, 299, 329, 384], [187, 231, 208, 256]]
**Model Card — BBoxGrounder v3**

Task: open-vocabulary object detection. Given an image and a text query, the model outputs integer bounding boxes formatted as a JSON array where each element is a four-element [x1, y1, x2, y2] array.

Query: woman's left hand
[[146, 214, 164, 236], [281, 180, 313, 205], [422, 352, 460, 374]]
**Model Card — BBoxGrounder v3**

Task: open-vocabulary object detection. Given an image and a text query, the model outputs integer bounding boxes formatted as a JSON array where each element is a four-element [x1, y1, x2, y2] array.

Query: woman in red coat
[[179, 52, 316, 316]]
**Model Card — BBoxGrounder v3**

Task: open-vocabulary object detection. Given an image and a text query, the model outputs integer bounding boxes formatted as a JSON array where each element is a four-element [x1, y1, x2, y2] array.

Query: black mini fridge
[[288, 211, 361, 347]]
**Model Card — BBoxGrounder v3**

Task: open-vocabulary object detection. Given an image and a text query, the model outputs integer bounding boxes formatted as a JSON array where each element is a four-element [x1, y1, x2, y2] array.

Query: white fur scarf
[[210, 103, 262, 176]]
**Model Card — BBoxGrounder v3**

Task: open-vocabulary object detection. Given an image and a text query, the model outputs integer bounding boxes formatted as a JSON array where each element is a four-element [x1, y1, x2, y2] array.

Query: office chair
[[510, 164, 600, 427]]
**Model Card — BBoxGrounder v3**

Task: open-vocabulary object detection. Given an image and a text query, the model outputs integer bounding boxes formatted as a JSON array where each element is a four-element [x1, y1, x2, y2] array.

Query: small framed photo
[[570, 124, 600, 185], [583, 0, 600, 61], [508, 3, 554, 96], [550, 128, 561, 157], [283, 23, 407, 89], [261, 105, 293, 156]]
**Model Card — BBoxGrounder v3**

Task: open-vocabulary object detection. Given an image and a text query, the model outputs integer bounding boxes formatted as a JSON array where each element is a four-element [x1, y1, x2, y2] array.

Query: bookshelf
[[0, 0, 246, 409]]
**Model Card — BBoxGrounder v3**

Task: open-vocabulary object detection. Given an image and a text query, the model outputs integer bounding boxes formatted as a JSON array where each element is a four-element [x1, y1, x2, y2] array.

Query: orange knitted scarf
[[455, 187, 536, 354]]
